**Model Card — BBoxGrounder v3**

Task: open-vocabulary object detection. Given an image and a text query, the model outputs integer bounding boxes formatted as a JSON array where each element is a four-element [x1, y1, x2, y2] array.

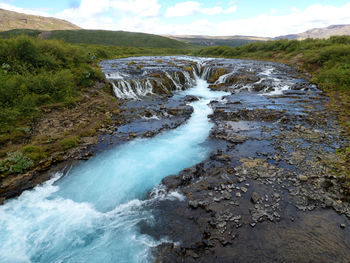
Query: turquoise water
[[0, 78, 227, 263]]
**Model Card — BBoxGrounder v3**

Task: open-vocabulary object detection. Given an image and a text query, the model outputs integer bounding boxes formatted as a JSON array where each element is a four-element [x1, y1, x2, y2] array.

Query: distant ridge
[[276, 24, 350, 40], [0, 8, 80, 31], [166, 35, 270, 47]]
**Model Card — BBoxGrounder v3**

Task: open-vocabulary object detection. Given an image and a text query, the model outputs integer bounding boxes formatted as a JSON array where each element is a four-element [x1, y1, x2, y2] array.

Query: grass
[[0, 29, 193, 49]]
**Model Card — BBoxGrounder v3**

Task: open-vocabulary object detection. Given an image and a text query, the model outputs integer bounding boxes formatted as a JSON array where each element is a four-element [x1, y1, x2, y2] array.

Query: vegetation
[[0, 29, 193, 49], [0, 34, 194, 178], [171, 37, 260, 47]]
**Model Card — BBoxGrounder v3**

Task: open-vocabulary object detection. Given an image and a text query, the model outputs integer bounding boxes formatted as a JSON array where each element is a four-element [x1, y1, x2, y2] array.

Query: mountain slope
[[44, 30, 192, 48], [0, 8, 80, 31], [276, 24, 350, 40], [0, 29, 192, 49]]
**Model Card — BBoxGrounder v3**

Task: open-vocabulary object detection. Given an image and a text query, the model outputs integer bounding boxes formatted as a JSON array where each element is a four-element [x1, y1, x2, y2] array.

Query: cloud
[[110, 0, 161, 18], [2, 1, 350, 37], [164, 2, 350, 37], [0, 3, 51, 17], [165, 1, 237, 18], [56, 0, 161, 30]]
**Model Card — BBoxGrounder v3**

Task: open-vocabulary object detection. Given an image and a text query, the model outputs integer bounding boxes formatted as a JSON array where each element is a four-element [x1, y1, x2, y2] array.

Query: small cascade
[[101, 57, 296, 100], [101, 57, 200, 100]]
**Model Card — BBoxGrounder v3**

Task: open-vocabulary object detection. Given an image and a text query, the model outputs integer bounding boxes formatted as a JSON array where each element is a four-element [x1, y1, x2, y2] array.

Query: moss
[[208, 68, 228, 83], [22, 145, 47, 162], [183, 66, 194, 78], [60, 136, 79, 151]]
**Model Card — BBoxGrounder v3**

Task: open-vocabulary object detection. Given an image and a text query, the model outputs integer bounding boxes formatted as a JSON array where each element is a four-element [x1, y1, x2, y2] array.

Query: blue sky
[[1, 0, 350, 36]]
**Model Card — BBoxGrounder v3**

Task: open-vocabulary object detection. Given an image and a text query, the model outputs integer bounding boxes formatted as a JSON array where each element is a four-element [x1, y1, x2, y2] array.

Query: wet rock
[[161, 175, 182, 189], [210, 151, 232, 162], [188, 200, 199, 209], [167, 106, 193, 116], [184, 95, 200, 102], [251, 192, 260, 204]]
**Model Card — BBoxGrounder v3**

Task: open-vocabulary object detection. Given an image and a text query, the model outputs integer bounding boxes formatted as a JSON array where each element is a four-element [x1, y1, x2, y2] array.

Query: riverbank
[[147, 58, 350, 262], [192, 37, 350, 185]]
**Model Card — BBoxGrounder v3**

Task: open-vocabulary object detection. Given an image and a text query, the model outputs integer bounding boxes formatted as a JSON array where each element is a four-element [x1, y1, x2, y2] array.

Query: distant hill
[[276, 24, 350, 40], [166, 35, 270, 47], [0, 29, 192, 49], [0, 8, 80, 31]]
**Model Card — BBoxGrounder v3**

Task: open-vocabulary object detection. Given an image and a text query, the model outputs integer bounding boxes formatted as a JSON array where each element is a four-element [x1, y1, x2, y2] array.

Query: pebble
[[241, 187, 248, 193], [236, 192, 241, 198], [298, 175, 308, 182], [340, 223, 346, 229], [251, 192, 260, 204]]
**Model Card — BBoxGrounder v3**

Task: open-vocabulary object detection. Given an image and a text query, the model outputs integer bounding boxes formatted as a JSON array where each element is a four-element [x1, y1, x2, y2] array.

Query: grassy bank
[[193, 36, 350, 182]]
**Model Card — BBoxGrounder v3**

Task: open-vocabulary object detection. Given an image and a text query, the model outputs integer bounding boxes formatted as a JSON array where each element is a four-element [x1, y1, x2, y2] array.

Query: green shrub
[[60, 137, 79, 151], [0, 151, 34, 176], [23, 145, 47, 162]]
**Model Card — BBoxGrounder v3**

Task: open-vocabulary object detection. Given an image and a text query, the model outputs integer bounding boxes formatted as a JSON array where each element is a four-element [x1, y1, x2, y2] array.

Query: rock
[[298, 175, 308, 182], [340, 224, 346, 229], [241, 187, 248, 193], [186, 250, 199, 259], [236, 192, 241, 198], [167, 106, 193, 116], [324, 197, 334, 207], [188, 200, 199, 209], [211, 153, 232, 162], [184, 95, 200, 102], [273, 193, 280, 199], [161, 175, 181, 189], [251, 192, 260, 204]]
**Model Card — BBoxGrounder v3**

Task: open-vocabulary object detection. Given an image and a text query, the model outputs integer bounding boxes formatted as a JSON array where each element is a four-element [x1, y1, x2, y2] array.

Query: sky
[[1, 0, 350, 37]]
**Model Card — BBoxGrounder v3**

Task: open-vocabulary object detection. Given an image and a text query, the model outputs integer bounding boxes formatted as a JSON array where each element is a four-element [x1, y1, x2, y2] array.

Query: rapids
[[0, 56, 302, 262], [0, 68, 227, 263]]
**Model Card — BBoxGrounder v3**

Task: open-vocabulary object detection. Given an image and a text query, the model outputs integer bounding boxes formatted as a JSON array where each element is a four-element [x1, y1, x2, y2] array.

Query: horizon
[[0, 1, 350, 37]]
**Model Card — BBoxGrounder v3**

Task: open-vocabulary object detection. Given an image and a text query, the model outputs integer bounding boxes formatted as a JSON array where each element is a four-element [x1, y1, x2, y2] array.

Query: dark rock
[[184, 95, 200, 102], [188, 200, 199, 209], [251, 192, 260, 204]]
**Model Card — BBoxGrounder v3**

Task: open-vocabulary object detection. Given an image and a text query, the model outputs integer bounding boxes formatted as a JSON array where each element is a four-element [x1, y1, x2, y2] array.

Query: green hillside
[[0, 29, 192, 49]]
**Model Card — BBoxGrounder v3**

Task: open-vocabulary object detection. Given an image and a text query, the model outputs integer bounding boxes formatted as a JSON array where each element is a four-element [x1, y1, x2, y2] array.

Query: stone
[[340, 224, 346, 229], [236, 192, 241, 198], [241, 187, 248, 193], [184, 95, 200, 102], [324, 197, 334, 207], [298, 175, 308, 182], [251, 192, 260, 204], [188, 200, 199, 209]]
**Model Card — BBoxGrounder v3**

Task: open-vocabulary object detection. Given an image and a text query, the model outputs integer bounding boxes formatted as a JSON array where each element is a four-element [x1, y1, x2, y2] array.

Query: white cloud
[[56, 0, 161, 30], [110, 0, 161, 18], [0, 3, 51, 17], [2, 1, 350, 37], [163, 2, 350, 37], [165, 1, 237, 18]]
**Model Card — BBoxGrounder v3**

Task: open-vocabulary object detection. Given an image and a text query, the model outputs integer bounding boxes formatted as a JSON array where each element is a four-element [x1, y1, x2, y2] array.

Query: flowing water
[[1, 56, 338, 263], [0, 68, 227, 262]]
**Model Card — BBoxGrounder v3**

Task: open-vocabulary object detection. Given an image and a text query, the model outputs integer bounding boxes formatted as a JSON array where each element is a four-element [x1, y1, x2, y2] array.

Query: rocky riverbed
[[1, 56, 349, 262], [132, 58, 349, 262]]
